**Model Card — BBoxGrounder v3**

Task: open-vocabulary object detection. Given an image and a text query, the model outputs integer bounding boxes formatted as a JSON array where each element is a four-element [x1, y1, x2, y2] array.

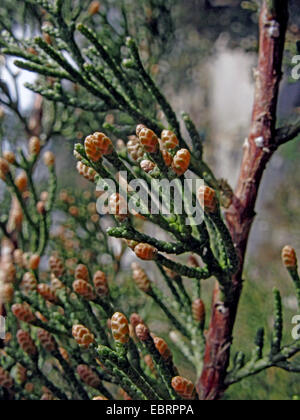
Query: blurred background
[[1, 0, 300, 399]]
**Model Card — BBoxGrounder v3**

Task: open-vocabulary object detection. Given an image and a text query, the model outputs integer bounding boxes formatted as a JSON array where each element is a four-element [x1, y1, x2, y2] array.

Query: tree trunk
[[197, 0, 289, 400]]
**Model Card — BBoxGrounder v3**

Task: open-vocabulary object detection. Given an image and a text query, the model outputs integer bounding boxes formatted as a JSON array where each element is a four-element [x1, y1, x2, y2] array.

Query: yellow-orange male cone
[[171, 376, 196, 400], [72, 324, 95, 348], [49, 255, 64, 278], [93, 271, 109, 297], [136, 124, 146, 136], [111, 312, 130, 346], [161, 150, 173, 167], [84, 132, 113, 162], [282, 246, 298, 270], [192, 299, 205, 328], [198, 185, 218, 214], [130, 314, 145, 330], [138, 127, 159, 154], [140, 159, 156, 173], [16, 330, 37, 356], [29, 254, 40, 271], [3, 151, 15, 164], [51, 277, 65, 292], [127, 136, 144, 162], [13, 249, 23, 267], [77, 365, 101, 389], [75, 264, 89, 281], [37, 283, 58, 303], [43, 151, 55, 167], [0, 157, 10, 181], [76, 161, 97, 182], [134, 243, 158, 261], [131, 263, 151, 293], [73, 279, 96, 301], [37, 201, 46, 215], [37, 329, 57, 353], [108, 193, 128, 221], [12, 303, 36, 323], [1, 262, 16, 283], [135, 323, 150, 342], [161, 130, 179, 150], [15, 171, 28, 192], [29, 136, 41, 156], [88, 1, 100, 15], [172, 149, 190, 176], [20, 272, 37, 294], [0, 283, 14, 303], [153, 336, 172, 361]]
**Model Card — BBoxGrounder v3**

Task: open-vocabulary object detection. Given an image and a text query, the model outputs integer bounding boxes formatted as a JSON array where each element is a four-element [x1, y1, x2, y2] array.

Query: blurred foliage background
[[0, 0, 300, 400]]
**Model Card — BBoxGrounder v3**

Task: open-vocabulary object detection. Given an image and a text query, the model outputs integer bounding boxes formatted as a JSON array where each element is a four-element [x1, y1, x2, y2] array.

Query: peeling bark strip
[[197, 0, 289, 400]]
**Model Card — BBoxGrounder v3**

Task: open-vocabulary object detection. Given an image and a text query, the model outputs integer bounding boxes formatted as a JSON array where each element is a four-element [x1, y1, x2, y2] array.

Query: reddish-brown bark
[[197, 0, 289, 400]]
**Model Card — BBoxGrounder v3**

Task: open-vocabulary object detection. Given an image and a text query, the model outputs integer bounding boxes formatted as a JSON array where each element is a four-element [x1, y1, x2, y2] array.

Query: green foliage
[[0, 0, 300, 401]]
